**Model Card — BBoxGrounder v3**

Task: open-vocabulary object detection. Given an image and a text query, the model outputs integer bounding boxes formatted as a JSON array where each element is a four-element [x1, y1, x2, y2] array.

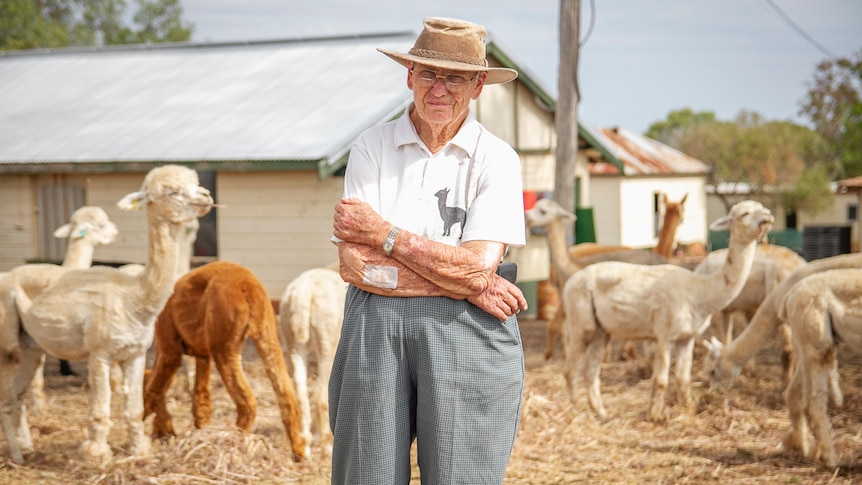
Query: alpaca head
[[663, 193, 687, 225], [701, 336, 740, 390], [708, 200, 773, 243], [53, 206, 118, 246], [117, 165, 214, 223], [525, 198, 576, 229]]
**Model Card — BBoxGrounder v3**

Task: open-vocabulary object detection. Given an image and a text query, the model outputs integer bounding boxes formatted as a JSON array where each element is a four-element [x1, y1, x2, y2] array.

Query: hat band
[[408, 48, 489, 68]]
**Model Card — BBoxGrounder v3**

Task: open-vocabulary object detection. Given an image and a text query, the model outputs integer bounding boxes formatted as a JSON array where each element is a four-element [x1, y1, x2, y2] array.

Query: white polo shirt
[[339, 107, 526, 248]]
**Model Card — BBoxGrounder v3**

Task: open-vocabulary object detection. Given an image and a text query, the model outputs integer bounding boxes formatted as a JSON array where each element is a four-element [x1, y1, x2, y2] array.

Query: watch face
[[383, 241, 394, 252]]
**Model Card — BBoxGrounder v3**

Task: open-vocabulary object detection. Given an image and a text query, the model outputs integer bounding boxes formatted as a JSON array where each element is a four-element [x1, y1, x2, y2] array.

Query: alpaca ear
[[53, 223, 72, 239], [708, 214, 732, 231], [117, 190, 148, 211], [680, 193, 688, 204]]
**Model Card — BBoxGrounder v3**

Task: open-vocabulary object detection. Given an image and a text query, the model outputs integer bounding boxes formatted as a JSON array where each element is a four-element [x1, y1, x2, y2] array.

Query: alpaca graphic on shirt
[[434, 188, 466, 237]]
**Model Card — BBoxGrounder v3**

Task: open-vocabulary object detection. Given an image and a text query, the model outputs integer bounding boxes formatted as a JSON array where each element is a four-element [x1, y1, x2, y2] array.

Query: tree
[[647, 109, 834, 216], [799, 49, 862, 177], [0, 0, 193, 51], [132, 0, 192, 44]]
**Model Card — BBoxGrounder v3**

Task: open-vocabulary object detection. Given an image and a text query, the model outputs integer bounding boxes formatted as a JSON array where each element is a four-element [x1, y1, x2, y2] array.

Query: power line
[[580, 0, 596, 47], [763, 0, 836, 58]]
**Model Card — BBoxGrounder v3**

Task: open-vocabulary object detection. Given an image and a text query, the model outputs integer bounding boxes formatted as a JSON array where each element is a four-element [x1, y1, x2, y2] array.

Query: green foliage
[[132, 0, 192, 43], [644, 108, 717, 146], [780, 164, 834, 216], [799, 49, 862, 177], [647, 108, 834, 216], [0, 0, 193, 50]]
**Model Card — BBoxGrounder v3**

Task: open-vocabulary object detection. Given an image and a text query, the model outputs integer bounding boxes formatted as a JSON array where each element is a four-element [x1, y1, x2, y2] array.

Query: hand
[[468, 274, 528, 321], [333, 198, 387, 246]]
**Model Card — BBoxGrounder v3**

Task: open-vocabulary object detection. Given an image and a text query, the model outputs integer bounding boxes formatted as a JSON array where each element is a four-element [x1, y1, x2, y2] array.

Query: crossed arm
[[333, 198, 527, 321]]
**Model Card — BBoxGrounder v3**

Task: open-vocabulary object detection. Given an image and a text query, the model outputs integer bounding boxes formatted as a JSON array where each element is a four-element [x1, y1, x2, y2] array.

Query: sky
[[178, 0, 861, 134]]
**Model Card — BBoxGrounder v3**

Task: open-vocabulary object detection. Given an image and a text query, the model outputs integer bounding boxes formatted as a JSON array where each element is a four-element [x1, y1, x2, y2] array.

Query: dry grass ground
[[2, 316, 862, 484]]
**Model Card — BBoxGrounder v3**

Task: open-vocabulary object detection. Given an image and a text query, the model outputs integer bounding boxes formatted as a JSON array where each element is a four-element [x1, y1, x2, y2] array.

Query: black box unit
[[802, 225, 851, 261]]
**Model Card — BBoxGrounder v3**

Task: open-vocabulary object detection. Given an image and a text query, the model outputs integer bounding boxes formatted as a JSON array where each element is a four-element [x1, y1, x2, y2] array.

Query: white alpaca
[[278, 265, 347, 450], [561, 200, 773, 422], [27, 206, 120, 415], [523, 198, 669, 360], [701, 252, 862, 392], [0, 165, 213, 464], [778, 268, 862, 468], [694, 244, 806, 345]]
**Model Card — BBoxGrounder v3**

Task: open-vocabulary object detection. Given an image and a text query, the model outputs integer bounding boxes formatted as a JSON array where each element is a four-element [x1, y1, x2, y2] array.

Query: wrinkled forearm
[[337, 242, 466, 298], [389, 230, 502, 297]]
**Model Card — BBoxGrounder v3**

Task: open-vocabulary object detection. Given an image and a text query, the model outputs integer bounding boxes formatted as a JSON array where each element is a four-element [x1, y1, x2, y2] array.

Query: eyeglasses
[[412, 68, 476, 93]]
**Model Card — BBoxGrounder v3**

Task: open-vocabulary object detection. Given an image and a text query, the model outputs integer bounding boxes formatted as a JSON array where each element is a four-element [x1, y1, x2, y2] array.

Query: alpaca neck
[[653, 214, 680, 259], [139, 210, 182, 313], [698, 235, 757, 315], [174, 227, 195, 280], [545, 220, 583, 286], [724, 287, 783, 366], [62, 240, 95, 269]]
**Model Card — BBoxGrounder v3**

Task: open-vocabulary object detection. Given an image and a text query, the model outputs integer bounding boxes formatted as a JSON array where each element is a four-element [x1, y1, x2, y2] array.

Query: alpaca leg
[[544, 306, 564, 360], [144, 351, 183, 438], [191, 356, 212, 429], [582, 328, 610, 421], [808, 352, 838, 468], [13, 343, 44, 451], [780, 322, 794, 389], [0, 347, 25, 464], [290, 349, 313, 446], [648, 341, 672, 423], [212, 352, 257, 431], [181, 354, 196, 395], [673, 338, 696, 413], [560, 316, 589, 411], [828, 357, 842, 407], [27, 353, 47, 417], [314, 339, 337, 442], [80, 356, 113, 463], [119, 356, 150, 456], [254, 324, 308, 460], [783, 359, 810, 458]]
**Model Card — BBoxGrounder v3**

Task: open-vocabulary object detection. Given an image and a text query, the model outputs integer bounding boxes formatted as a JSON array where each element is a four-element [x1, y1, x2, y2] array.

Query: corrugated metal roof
[[0, 34, 415, 171], [587, 126, 709, 176]]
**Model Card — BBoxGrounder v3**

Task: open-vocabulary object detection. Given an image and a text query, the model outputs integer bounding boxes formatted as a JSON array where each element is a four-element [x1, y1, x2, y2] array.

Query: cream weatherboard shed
[[0, 32, 565, 301]]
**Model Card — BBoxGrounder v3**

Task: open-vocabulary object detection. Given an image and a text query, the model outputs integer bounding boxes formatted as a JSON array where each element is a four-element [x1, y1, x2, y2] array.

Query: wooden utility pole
[[555, 0, 580, 244]]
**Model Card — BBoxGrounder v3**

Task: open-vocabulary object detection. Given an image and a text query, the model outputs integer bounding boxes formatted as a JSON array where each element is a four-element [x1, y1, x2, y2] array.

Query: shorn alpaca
[[694, 244, 806, 346], [28, 206, 120, 416], [701, 252, 862, 393], [561, 200, 773, 422], [523, 197, 672, 360], [143, 260, 308, 461], [0, 165, 213, 464], [278, 266, 347, 449], [778, 268, 862, 468]]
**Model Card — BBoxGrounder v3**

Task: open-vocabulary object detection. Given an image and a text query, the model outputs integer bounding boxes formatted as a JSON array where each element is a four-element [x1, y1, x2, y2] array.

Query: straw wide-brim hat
[[378, 17, 518, 85]]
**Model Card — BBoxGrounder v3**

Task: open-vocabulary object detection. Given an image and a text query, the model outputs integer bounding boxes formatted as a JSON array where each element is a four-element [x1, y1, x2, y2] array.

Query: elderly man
[[330, 17, 527, 485]]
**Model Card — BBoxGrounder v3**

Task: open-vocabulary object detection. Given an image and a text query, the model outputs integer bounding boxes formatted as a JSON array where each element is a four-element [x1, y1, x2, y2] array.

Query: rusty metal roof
[[587, 126, 709, 176]]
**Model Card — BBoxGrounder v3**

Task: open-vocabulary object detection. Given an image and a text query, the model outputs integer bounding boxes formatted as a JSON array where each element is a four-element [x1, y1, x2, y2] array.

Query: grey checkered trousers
[[329, 285, 525, 485]]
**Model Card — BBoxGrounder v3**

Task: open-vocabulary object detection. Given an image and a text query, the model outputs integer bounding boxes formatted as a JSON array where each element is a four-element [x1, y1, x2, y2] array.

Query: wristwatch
[[383, 226, 400, 257]]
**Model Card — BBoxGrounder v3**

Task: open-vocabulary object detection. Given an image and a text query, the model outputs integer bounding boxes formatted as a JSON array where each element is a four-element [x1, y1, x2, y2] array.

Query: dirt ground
[[2, 316, 862, 484]]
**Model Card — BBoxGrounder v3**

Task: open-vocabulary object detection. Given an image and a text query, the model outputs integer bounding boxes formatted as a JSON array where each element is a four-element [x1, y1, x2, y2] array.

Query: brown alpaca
[[143, 261, 308, 461]]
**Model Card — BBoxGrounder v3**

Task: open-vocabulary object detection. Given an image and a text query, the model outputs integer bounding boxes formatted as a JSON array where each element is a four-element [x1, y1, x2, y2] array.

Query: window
[[194, 171, 218, 261], [847, 203, 859, 223], [37, 176, 84, 261]]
